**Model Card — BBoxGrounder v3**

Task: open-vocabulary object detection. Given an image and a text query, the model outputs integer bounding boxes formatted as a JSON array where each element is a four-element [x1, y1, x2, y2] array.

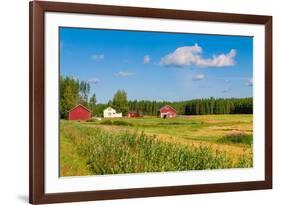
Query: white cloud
[[91, 54, 104, 61], [160, 44, 236, 68], [115, 71, 133, 77], [192, 74, 205, 81], [246, 78, 253, 86], [88, 78, 100, 84], [143, 55, 150, 64]]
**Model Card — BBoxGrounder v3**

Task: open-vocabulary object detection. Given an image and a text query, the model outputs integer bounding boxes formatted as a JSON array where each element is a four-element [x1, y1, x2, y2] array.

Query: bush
[[157, 122, 185, 125], [100, 120, 133, 126], [86, 118, 98, 122], [100, 120, 113, 125], [217, 133, 253, 145], [112, 120, 133, 126]]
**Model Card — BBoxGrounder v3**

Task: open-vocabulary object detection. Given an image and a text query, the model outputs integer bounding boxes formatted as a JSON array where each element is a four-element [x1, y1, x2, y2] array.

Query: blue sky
[[60, 27, 253, 104]]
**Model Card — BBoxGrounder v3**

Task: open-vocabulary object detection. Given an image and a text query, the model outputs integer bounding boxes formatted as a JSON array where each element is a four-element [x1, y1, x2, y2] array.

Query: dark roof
[[67, 104, 91, 112]]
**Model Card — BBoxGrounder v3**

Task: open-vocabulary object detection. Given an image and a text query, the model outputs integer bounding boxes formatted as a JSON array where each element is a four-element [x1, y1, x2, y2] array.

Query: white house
[[103, 107, 122, 118]]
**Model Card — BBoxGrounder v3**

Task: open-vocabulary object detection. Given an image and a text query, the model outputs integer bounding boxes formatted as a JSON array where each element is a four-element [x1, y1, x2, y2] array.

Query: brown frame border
[[29, 1, 272, 204]]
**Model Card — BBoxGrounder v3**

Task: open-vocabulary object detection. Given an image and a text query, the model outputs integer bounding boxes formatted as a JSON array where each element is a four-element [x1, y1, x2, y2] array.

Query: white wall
[[0, 0, 280, 204]]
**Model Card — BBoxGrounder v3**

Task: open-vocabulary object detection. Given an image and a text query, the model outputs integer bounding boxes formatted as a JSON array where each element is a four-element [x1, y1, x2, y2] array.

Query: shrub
[[112, 120, 133, 126], [100, 120, 113, 125], [217, 133, 253, 145], [100, 120, 133, 126], [86, 118, 98, 122], [157, 122, 185, 125]]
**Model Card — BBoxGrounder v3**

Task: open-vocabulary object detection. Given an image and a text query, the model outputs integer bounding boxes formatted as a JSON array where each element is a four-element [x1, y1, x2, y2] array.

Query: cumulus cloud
[[143, 55, 150, 64], [160, 44, 236, 68], [192, 74, 205, 81], [115, 71, 133, 77], [246, 78, 253, 86], [88, 78, 100, 84], [91, 54, 104, 61]]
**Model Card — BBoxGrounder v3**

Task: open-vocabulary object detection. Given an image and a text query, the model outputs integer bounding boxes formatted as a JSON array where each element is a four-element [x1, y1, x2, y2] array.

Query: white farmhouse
[[103, 107, 122, 118]]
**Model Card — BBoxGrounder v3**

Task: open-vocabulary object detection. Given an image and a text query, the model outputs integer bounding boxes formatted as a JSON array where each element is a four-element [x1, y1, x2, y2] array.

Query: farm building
[[128, 111, 140, 118], [159, 105, 177, 118], [103, 107, 122, 118], [68, 104, 91, 121]]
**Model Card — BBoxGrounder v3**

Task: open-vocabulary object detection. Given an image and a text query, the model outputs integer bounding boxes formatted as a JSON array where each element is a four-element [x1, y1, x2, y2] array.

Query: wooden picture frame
[[29, 1, 272, 204]]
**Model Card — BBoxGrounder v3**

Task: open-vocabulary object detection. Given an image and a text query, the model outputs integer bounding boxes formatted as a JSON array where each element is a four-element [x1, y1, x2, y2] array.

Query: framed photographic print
[[29, 1, 272, 204]]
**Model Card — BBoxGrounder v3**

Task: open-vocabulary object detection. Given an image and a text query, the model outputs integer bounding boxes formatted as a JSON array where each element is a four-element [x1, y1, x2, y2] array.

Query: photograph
[[59, 27, 254, 177], [29, 1, 272, 203]]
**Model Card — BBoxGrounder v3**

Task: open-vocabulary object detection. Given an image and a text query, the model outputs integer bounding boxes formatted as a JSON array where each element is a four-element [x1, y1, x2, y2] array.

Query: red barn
[[128, 111, 140, 118], [159, 105, 177, 118], [68, 104, 91, 121]]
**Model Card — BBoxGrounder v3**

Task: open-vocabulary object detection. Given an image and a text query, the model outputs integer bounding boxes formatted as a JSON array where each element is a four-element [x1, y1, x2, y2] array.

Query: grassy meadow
[[60, 114, 253, 176]]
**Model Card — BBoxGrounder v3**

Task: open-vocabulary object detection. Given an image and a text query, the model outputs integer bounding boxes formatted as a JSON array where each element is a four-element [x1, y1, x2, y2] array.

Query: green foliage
[[61, 121, 253, 175], [100, 120, 134, 126], [217, 134, 253, 146], [112, 89, 129, 115], [60, 76, 80, 118], [237, 153, 253, 168], [185, 97, 253, 115], [89, 93, 97, 114], [92, 103, 108, 117], [60, 76, 91, 118], [79, 81, 90, 105], [60, 128, 91, 176], [99, 119, 113, 125], [86, 118, 99, 122], [127, 97, 252, 116]]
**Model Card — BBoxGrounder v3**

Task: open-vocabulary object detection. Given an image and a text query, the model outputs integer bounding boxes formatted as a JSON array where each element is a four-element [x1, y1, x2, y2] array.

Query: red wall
[[68, 105, 91, 121], [128, 112, 139, 117]]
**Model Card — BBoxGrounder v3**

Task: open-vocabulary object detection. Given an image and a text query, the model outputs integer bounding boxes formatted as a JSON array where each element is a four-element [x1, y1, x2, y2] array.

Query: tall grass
[[61, 122, 252, 175], [100, 120, 134, 126], [217, 133, 253, 146]]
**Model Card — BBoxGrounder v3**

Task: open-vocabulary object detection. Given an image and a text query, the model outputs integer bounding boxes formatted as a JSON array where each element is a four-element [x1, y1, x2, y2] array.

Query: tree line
[[60, 76, 252, 118], [60, 76, 129, 118], [60, 76, 95, 118], [127, 97, 252, 116]]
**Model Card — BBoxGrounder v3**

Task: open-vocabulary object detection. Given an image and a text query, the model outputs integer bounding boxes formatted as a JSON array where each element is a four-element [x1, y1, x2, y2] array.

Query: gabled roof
[[68, 104, 91, 112], [104, 106, 116, 111], [159, 105, 177, 113]]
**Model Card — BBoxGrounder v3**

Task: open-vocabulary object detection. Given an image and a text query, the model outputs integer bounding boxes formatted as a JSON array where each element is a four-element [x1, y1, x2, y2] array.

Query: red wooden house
[[68, 104, 91, 121], [128, 111, 140, 118], [159, 105, 177, 118]]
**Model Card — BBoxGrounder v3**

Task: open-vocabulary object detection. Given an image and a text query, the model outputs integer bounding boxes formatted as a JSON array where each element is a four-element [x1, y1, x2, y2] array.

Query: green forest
[[60, 76, 253, 118]]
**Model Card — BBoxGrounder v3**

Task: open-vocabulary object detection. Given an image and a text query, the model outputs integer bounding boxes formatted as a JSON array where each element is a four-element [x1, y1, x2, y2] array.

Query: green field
[[60, 114, 253, 176]]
